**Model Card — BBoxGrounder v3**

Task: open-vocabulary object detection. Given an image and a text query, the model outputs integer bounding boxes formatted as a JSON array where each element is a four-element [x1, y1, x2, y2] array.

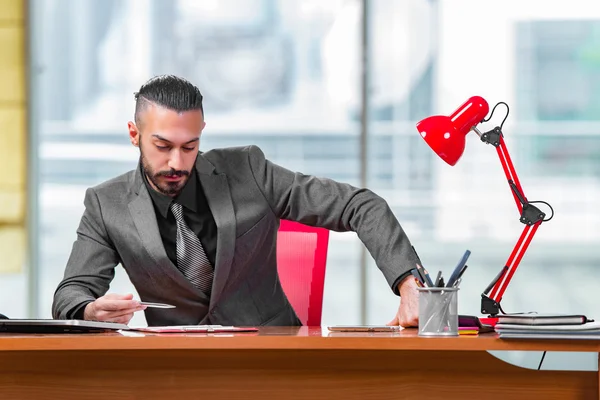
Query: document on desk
[[128, 325, 259, 333], [499, 333, 600, 340], [327, 325, 403, 332], [496, 321, 600, 340], [495, 321, 600, 332]]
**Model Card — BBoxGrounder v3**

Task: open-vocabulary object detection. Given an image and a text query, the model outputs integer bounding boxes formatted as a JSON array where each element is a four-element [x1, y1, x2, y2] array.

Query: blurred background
[[1, 0, 600, 367]]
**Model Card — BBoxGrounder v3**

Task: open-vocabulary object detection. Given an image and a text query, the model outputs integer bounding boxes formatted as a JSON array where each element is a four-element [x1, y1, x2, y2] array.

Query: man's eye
[[156, 145, 169, 150], [182, 147, 195, 151]]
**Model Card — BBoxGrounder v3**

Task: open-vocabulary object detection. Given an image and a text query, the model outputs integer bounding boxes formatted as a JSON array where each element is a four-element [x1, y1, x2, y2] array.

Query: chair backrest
[[276, 220, 329, 326]]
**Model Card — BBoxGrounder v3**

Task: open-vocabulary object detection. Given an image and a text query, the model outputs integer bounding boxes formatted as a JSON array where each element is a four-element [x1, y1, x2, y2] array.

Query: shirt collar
[[142, 165, 198, 218], [176, 168, 198, 213]]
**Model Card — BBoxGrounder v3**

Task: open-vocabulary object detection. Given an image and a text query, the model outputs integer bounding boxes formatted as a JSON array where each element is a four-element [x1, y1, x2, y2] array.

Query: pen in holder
[[417, 286, 459, 337]]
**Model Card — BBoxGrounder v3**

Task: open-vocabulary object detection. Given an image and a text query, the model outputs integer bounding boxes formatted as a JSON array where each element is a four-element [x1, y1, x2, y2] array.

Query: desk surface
[[2, 327, 599, 400], [1, 326, 599, 352]]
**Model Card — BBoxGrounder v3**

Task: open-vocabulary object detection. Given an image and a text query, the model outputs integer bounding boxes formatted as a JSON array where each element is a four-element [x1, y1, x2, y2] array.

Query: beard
[[140, 149, 190, 197]]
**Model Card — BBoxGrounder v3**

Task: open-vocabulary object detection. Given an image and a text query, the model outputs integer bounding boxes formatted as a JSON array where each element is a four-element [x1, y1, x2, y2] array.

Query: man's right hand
[[83, 293, 146, 324]]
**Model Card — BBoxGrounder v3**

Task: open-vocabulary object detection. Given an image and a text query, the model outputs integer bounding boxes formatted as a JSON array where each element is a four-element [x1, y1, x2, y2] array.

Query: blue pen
[[446, 249, 471, 288]]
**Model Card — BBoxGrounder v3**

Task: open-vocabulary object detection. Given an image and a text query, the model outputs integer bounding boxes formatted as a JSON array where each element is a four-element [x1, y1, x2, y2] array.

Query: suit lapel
[[128, 167, 209, 300], [196, 154, 236, 308]]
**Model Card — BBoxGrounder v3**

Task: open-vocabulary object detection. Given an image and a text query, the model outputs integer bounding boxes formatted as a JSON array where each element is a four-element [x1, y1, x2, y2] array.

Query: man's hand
[[83, 293, 146, 324], [387, 272, 419, 327]]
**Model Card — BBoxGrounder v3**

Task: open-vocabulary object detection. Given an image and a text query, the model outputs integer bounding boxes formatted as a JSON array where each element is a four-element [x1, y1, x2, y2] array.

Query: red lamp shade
[[416, 96, 490, 166]]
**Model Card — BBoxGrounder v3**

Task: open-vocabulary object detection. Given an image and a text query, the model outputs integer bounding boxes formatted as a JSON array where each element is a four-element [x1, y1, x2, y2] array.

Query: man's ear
[[128, 121, 140, 147]]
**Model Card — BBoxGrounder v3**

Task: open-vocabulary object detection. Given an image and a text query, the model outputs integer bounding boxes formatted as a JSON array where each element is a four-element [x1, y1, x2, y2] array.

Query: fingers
[[96, 293, 139, 312], [94, 305, 145, 323], [86, 293, 146, 323], [102, 313, 135, 325], [98, 299, 141, 312], [386, 316, 399, 326], [95, 304, 144, 318], [399, 314, 418, 328], [103, 293, 134, 300]]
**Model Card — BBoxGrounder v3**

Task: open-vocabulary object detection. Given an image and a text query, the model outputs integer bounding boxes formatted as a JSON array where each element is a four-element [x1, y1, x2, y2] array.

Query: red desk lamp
[[416, 96, 553, 317]]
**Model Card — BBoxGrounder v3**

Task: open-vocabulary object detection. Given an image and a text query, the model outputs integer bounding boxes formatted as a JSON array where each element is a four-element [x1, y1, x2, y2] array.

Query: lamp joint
[[509, 181, 546, 225], [480, 126, 502, 147], [520, 203, 545, 226], [481, 294, 500, 316]]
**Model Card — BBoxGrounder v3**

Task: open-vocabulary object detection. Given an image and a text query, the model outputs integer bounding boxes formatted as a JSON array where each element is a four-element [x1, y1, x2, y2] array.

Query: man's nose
[[168, 150, 183, 171]]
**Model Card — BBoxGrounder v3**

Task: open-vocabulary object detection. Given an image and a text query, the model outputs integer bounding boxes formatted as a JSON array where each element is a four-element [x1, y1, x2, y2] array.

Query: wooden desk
[[0, 327, 598, 399]]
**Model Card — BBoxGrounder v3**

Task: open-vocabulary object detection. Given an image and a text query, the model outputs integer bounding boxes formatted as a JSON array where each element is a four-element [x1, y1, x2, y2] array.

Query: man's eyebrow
[[152, 134, 199, 145]]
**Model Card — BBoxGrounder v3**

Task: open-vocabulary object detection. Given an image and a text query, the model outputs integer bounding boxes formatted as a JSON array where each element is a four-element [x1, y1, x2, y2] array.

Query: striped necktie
[[170, 202, 214, 295]]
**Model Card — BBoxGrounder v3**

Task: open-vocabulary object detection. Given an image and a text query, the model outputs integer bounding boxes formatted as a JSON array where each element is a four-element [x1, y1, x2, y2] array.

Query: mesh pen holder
[[417, 287, 459, 337]]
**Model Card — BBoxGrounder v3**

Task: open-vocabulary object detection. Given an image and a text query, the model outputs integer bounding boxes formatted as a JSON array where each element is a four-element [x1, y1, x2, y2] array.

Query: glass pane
[[366, 0, 439, 323], [32, 0, 361, 325], [367, 0, 600, 330], [516, 21, 600, 121]]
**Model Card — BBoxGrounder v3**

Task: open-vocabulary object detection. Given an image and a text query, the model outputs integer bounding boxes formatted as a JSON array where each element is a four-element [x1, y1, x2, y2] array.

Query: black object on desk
[[459, 315, 495, 333], [0, 319, 128, 333]]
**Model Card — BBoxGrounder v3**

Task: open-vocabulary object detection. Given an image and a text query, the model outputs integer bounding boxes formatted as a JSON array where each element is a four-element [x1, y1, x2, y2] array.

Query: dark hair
[[134, 75, 204, 125]]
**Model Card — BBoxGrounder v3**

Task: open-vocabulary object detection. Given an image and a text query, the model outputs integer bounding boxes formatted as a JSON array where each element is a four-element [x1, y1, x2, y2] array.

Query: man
[[52, 75, 421, 327]]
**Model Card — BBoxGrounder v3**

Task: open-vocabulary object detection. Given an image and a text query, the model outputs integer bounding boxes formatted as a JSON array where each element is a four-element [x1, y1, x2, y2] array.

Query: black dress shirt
[[72, 167, 218, 320], [143, 166, 218, 268]]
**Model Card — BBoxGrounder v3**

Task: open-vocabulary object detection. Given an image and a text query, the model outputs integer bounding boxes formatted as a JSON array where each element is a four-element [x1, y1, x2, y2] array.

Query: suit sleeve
[[245, 145, 419, 294], [51, 188, 120, 319]]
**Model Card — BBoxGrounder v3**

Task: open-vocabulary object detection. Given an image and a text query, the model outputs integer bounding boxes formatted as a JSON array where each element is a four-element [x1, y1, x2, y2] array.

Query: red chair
[[276, 220, 330, 326]]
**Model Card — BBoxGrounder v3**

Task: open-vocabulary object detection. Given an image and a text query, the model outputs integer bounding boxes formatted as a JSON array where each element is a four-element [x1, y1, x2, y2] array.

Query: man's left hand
[[387, 273, 419, 327]]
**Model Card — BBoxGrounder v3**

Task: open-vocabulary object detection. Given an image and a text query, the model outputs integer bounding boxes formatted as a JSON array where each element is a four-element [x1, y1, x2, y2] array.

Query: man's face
[[128, 104, 205, 197]]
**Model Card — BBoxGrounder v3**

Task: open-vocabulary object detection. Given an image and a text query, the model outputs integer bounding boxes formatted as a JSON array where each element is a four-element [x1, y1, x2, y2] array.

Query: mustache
[[155, 169, 189, 178]]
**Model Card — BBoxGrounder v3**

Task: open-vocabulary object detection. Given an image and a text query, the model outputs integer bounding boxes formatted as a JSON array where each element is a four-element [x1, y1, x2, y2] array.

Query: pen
[[411, 269, 425, 286], [433, 271, 442, 287], [421, 266, 433, 287], [455, 265, 468, 283], [418, 264, 435, 288], [446, 249, 471, 287], [412, 246, 433, 285], [139, 302, 176, 309]]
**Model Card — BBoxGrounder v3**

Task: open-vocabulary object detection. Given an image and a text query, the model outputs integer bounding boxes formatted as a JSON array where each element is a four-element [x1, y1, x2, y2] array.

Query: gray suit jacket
[[52, 145, 419, 326]]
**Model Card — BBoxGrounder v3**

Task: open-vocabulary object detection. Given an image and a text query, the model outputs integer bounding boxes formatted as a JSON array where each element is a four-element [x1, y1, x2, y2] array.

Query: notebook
[[458, 326, 479, 335], [496, 313, 592, 326], [499, 333, 600, 340]]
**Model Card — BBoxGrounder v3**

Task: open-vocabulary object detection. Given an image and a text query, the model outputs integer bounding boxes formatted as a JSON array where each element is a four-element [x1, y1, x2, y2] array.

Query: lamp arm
[[477, 128, 547, 316]]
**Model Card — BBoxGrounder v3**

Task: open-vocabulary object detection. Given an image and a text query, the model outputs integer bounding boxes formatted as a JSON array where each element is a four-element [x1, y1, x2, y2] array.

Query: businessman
[[52, 75, 421, 327]]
